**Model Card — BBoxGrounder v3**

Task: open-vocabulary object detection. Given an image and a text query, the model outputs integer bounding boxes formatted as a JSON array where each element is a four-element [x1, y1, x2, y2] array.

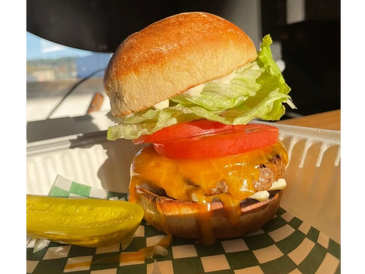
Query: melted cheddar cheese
[[128, 141, 288, 243], [129, 140, 288, 204]]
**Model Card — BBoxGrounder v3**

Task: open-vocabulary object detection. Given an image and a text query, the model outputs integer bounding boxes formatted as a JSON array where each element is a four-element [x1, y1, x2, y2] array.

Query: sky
[[26, 32, 93, 60]]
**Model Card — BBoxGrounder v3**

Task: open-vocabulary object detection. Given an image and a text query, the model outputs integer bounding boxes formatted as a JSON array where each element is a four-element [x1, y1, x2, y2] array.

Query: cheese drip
[[129, 141, 288, 204], [129, 141, 288, 242]]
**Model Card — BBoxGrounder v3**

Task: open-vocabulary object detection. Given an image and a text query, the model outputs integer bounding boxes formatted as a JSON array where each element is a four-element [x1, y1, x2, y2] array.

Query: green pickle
[[26, 195, 144, 247]]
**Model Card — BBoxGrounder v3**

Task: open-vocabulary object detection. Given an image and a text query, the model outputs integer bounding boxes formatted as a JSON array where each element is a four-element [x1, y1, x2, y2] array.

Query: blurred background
[[26, 0, 340, 142]]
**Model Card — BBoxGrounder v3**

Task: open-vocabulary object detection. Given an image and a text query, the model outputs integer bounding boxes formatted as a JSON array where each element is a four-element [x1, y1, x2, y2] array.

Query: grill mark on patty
[[185, 178, 200, 188]]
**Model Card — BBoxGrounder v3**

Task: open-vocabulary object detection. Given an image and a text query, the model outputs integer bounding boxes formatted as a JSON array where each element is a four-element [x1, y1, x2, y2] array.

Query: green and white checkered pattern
[[27, 175, 340, 274]]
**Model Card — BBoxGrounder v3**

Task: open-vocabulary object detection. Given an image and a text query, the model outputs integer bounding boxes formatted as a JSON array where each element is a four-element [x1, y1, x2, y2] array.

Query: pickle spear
[[27, 195, 144, 247]]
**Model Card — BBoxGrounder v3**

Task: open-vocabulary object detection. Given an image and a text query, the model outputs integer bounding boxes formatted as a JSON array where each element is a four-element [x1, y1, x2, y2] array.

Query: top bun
[[104, 12, 257, 117]]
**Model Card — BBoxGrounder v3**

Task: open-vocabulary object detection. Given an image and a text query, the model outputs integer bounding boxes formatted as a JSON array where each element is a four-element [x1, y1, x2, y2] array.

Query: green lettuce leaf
[[107, 35, 294, 140]]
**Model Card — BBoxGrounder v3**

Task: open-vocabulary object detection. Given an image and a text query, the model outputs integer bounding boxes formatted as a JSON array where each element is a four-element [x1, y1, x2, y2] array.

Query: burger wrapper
[[26, 123, 340, 273]]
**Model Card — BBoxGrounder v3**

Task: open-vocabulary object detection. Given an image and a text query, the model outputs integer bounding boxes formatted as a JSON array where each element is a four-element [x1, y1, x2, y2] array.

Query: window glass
[[24, 32, 112, 142], [26, 32, 112, 122]]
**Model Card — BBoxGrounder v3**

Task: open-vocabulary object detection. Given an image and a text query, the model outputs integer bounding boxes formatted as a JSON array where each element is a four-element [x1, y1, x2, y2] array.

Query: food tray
[[26, 123, 341, 274]]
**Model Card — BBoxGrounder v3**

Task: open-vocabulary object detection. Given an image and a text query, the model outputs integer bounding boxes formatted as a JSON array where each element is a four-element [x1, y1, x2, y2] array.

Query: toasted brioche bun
[[104, 12, 257, 117], [132, 183, 282, 243]]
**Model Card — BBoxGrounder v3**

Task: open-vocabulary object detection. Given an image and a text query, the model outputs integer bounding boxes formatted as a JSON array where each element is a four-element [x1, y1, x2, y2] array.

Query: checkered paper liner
[[27, 175, 340, 274]]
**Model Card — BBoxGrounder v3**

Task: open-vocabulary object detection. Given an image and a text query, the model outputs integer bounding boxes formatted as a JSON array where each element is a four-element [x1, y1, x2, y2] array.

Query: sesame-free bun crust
[[104, 12, 257, 117], [132, 183, 282, 243]]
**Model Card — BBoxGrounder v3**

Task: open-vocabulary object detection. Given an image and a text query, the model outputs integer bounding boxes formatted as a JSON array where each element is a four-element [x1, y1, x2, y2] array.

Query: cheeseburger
[[104, 12, 295, 244]]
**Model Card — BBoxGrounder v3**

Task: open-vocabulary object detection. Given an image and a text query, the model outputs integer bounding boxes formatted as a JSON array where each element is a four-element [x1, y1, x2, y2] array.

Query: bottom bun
[[132, 183, 283, 244]]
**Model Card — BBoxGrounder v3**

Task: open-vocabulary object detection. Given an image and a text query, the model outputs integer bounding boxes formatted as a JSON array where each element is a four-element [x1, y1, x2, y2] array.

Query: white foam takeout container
[[26, 122, 341, 244]]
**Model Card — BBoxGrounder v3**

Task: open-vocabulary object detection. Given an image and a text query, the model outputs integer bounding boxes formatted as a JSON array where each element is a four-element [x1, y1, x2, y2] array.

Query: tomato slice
[[152, 123, 279, 159], [133, 119, 233, 145]]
